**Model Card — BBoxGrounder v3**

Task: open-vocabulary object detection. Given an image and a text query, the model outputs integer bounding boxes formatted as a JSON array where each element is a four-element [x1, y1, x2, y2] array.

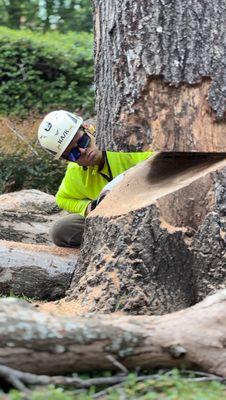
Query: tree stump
[[71, 0, 226, 316], [68, 154, 226, 314]]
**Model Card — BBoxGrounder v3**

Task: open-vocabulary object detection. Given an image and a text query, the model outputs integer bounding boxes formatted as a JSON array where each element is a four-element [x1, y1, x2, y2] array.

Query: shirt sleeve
[[55, 164, 91, 217], [55, 190, 90, 217], [129, 151, 153, 164]]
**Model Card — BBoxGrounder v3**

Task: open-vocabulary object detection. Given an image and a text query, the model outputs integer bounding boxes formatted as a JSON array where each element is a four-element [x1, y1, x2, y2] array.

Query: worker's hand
[[85, 191, 109, 216]]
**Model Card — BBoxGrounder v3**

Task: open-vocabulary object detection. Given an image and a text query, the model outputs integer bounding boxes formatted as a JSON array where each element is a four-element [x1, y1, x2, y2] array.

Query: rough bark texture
[[0, 189, 66, 244], [94, 0, 226, 152], [68, 154, 226, 315], [0, 241, 77, 300], [1, 290, 226, 376]]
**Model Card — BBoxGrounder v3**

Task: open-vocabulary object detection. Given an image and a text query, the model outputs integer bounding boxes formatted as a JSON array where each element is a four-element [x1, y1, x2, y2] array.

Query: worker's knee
[[50, 214, 85, 247]]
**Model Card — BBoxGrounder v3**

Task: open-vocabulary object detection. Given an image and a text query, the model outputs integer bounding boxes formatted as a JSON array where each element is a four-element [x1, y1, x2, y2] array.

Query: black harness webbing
[[98, 152, 113, 182]]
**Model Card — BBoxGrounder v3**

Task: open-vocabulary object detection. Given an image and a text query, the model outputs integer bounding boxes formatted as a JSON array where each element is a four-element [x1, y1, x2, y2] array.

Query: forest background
[[0, 0, 94, 195]]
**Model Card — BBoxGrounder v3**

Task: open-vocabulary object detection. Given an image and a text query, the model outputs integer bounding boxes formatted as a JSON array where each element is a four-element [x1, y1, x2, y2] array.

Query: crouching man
[[38, 110, 152, 247]]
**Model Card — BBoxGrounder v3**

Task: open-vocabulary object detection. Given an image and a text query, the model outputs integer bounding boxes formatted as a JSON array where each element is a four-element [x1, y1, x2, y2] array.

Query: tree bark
[[93, 0, 226, 152], [0, 189, 65, 245], [1, 290, 226, 376], [68, 154, 226, 315], [0, 240, 77, 300]]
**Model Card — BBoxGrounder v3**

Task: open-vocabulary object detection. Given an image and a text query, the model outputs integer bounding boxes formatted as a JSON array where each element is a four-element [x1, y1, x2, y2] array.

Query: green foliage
[[4, 370, 226, 400], [72, 0, 93, 33], [0, 27, 94, 117], [0, 0, 92, 33], [9, 386, 79, 400], [0, 150, 66, 195], [107, 370, 226, 400]]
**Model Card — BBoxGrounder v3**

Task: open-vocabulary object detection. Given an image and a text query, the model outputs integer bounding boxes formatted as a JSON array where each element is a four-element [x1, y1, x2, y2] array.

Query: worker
[[38, 110, 152, 247]]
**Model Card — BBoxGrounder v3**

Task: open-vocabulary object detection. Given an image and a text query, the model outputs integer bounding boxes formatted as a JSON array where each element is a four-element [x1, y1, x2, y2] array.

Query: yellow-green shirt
[[56, 151, 152, 216]]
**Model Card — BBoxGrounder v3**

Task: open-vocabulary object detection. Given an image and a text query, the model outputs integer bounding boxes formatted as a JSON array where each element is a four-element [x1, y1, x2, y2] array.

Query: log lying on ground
[[0, 240, 78, 300], [1, 290, 226, 376], [68, 153, 226, 315], [0, 189, 66, 245]]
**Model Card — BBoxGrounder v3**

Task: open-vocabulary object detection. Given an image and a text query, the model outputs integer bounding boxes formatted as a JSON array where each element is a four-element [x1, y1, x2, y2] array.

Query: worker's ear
[[84, 124, 96, 136]]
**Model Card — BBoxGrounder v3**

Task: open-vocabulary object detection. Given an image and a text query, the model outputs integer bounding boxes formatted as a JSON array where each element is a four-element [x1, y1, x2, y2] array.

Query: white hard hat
[[38, 110, 83, 159]]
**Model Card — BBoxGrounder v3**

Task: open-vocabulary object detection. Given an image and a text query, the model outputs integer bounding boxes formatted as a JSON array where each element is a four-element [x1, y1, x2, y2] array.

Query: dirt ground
[[35, 297, 97, 317]]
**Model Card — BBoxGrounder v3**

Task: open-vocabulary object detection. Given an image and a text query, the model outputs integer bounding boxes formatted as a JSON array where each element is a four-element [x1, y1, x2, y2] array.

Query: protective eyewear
[[62, 130, 91, 162]]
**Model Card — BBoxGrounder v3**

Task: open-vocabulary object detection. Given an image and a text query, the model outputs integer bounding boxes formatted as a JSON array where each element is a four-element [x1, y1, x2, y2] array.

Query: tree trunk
[[5, 0, 22, 29], [1, 290, 226, 376], [0, 240, 77, 300], [68, 154, 226, 314], [93, 0, 226, 152], [43, 0, 55, 32]]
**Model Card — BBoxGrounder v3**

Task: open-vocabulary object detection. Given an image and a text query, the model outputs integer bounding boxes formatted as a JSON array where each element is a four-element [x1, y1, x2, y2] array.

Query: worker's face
[[62, 126, 103, 167]]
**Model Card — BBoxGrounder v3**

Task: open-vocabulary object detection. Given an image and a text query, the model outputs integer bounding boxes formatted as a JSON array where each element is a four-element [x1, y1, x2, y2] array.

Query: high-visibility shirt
[[56, 151, 152, 216]]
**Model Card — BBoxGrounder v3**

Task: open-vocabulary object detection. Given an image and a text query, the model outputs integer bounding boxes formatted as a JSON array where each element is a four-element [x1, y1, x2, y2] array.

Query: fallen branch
[[106, 354, 129, 374], [1, 290, 226, 377], [0, 364, 127, 392], [0, 364, 165, 393], [1, 364, 226, 396]]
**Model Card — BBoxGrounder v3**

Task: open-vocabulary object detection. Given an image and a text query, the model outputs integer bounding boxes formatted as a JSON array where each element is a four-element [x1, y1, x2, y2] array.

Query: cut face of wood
[[91, 153, 226, 219]]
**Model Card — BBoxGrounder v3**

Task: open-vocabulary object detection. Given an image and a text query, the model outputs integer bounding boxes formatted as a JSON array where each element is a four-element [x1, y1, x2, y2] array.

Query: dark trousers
[[50, 214, 85, 247]]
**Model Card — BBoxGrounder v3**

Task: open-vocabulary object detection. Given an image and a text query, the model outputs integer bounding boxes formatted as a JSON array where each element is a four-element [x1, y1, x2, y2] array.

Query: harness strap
[[99, 152, 113, 182]]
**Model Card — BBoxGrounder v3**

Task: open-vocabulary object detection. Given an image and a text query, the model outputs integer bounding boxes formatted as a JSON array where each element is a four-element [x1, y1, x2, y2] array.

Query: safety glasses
[[62, 130, 91, 162]]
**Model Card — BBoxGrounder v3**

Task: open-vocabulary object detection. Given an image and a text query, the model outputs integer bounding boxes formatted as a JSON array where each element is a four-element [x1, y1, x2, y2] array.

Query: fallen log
[[0, 240, 78, 300], [1, 290, 226, 376], [0, 189, 66, 244]]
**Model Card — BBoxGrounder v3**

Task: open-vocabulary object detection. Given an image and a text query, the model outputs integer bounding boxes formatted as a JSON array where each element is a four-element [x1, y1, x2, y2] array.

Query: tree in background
[[0, 0, 41, 29], [0, 0, 92, 32], [56, 0, 93, 33]]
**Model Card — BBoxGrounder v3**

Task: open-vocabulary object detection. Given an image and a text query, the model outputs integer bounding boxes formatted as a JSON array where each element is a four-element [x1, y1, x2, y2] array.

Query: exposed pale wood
[[1, 290, 226, 376], [124, 79, 226, 152]]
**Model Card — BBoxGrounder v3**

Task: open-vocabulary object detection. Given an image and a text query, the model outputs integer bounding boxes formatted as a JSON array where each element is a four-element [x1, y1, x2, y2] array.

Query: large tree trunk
[[76, 0, 226, 316], [68, 154, 226, 315], [1, 290, 226, 376], [94, 0, 226, 152]]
